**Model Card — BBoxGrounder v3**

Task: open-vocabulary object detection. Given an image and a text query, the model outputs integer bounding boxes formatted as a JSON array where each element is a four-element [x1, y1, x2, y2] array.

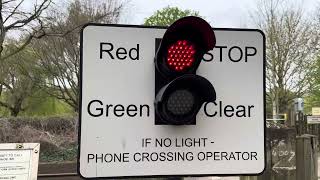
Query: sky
[[119, 0, 319, 28], [21, 0, 320, 28]]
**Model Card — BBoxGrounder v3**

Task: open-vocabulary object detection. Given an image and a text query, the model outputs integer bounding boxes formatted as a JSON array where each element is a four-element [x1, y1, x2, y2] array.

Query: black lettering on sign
[[155, 138, 172, 147], [202, 46, 257, 63], [203, 52, 214, 62], [87, 154, 95, 163], [211, 152, 259, 161], [100, 43, 114, 59], [216, 46, 227, 62], [245, 47, 257, 62], [129, 44, 139, 60], [99, 42, 140, 60], [197, 152, 206, 161], [175, 138, 208, 147], [142, 138, 151, 148], [87, 100, 103, 117], [228, 46, 243, 62], [204, 101, 255, 118], [133, 152, 194, 162], [114, 104, 125, 117], [116, 47, 127, 60], [87, 153, 130, 163], [127, 104, 137, 117], [87, 100, 150, 118]]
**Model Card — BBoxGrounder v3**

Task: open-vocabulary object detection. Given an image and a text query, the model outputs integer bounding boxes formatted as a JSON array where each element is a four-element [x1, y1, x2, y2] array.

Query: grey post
[[296, 134, 318, 180]]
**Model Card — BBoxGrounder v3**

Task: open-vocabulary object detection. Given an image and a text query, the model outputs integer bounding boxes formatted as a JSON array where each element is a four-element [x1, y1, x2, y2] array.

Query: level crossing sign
[[79, 23, 265, 178]]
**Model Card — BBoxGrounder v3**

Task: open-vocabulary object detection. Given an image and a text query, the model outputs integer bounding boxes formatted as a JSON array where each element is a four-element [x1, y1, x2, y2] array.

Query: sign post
[[79, 24, 265, 178]]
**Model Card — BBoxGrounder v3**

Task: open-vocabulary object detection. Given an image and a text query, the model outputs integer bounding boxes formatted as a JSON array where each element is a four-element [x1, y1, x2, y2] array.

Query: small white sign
[[80, 24, 265, 178], [0, 143, 40, 180], [307, 116, 320, 124], [312, 107, 320, 116]]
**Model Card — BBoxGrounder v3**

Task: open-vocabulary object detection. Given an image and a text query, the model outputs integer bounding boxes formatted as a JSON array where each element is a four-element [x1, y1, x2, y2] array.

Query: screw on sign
[[154, 16, 217, 125]]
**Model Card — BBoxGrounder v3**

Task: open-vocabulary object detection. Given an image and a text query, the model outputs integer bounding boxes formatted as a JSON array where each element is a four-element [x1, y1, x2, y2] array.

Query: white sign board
[[0, 143, 40, 180], [79, 24, 265, 178], [307, 116, 320, 124]]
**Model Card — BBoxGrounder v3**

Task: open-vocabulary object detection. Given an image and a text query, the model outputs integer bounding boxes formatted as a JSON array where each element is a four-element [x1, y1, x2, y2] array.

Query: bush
[[0, 116, 78, 162]]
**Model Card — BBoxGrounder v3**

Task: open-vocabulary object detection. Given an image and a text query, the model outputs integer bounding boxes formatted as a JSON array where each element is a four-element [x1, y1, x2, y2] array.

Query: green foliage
[[305, 56, 320, 113], [144, 6, 200, 26], [21, 92, 74, 117], [40, 145, 77, 162], [0, 90, 73, 117], [0, 43, 42, 116]]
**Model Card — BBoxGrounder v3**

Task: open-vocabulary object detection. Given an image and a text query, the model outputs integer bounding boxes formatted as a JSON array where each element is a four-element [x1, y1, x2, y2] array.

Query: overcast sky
[[119, 0, 319, 28]]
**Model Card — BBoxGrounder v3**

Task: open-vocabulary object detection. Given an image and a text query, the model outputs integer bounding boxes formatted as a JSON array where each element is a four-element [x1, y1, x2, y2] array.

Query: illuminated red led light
[[167, 40, 195, 71]]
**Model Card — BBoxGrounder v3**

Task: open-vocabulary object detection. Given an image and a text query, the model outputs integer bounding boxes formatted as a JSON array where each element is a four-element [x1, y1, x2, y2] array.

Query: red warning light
[[167, 40, 195, 71]]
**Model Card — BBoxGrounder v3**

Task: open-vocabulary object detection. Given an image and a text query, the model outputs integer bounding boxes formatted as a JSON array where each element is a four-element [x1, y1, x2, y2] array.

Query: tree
[[307, 5, 320, 109], [0, 42, 41, 116], [0, 0, 52, 116], [251, 0, 319, 116], [0, 0, 52, 62], [144, 6, 200, 26], [32, 0, 124, 112], [307, 56, 320, 109]]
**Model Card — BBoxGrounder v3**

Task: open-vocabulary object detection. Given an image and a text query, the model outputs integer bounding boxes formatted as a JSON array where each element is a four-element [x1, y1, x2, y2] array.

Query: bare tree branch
[[3, 0, 23, 24], [252, 0, 319, 116], [4, 0, 51, 31], [31, 0, 124, 112]]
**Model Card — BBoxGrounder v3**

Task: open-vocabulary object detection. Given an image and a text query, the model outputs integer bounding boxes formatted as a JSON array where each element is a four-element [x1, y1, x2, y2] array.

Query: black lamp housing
[[154, 16, 217, 125]]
